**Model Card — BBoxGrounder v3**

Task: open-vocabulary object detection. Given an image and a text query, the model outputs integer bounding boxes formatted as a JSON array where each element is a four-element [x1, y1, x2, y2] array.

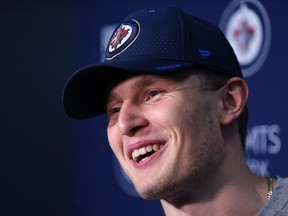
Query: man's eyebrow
[[105, 91, 120, 107], [131, 76, 157, 89]]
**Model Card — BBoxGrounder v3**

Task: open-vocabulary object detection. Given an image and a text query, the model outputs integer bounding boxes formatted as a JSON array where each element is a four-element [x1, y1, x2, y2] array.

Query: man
[[63, 6, 288, 216]]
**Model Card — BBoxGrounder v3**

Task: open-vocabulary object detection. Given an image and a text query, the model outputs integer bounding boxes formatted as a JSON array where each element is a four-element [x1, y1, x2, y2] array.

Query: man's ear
[[219, 77, 249, 125]]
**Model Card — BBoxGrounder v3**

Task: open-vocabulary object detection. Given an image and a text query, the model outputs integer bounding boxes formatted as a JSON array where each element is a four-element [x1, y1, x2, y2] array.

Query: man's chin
[[134, 180, 175, 200]]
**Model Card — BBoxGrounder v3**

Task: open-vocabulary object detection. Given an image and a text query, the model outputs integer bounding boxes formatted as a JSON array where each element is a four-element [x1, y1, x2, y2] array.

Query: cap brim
[[63, 57, 194, 119]]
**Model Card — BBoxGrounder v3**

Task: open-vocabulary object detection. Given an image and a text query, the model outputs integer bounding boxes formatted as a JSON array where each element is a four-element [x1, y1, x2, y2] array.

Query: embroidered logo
[[106, 19, 140, 60], [198, 49, 212, 60], [109, 25, 130, 50]]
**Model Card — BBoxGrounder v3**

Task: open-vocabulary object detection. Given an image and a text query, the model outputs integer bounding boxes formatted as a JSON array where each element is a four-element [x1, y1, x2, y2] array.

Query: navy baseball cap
[[63, 6, 242, 119]]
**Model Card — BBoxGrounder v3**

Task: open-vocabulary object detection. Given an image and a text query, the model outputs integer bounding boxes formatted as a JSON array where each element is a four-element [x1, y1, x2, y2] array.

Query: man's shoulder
[[274, 177, 288, 196], [257, 176, 288, 216]]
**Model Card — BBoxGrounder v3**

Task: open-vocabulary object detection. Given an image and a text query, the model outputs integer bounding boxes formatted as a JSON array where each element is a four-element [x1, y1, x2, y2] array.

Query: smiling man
[[63, 6, 288, 216]]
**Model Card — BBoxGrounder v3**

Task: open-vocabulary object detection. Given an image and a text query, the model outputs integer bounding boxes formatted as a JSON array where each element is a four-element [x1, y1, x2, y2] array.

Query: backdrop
[[72, 0, 288, 215], [1, 1, 74, 216], [7, 1, 287, 215]]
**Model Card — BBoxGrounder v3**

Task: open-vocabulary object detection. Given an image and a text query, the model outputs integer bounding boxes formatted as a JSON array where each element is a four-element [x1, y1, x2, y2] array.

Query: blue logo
[[198, 49, 212, 59]]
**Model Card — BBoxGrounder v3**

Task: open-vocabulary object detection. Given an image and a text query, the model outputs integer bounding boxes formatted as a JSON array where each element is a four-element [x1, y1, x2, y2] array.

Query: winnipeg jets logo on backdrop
[[219, 0, 271, 77], [233, 17, 255, 54], [106, 19, 140, 60]]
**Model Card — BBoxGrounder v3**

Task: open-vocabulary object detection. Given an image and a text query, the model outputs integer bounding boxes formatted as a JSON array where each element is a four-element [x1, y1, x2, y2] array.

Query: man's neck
[[160, 153, 268, 216]]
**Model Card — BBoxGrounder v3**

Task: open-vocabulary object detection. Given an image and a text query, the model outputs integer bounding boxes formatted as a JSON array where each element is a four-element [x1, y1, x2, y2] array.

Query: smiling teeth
[[132, 144, 163, 162]]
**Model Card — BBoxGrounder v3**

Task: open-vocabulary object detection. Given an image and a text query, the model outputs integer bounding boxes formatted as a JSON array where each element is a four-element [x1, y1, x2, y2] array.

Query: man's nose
[[118, 101, 149, 136]]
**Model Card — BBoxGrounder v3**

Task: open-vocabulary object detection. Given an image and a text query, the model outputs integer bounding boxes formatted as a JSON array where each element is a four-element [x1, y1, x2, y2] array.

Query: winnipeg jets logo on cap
[[109, 25, 130, 50], [106, 19, 140, 60]]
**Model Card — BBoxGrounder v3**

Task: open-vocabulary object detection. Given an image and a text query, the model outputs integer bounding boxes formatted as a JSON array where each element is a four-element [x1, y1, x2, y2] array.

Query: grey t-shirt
[[257, 177, 288, 216]]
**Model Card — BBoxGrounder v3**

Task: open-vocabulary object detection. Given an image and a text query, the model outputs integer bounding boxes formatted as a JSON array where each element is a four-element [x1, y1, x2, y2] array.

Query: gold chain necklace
[[266, 177, 274, 200]]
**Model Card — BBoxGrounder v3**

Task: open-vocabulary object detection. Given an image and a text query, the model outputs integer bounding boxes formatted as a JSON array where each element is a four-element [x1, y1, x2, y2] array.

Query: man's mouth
[[131, 144, 164, 163]]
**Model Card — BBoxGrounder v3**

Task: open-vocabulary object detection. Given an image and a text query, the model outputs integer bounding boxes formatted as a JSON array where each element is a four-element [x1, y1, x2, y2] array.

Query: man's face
[[106, 71, 225, 200]]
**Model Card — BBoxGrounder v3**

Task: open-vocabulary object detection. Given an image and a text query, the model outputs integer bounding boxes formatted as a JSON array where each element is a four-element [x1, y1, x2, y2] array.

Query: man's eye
[[149, 90, 160, 99], [145, 90, 163, 104], [106, 105, 121, 119], [111, 106, 121, 114]]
